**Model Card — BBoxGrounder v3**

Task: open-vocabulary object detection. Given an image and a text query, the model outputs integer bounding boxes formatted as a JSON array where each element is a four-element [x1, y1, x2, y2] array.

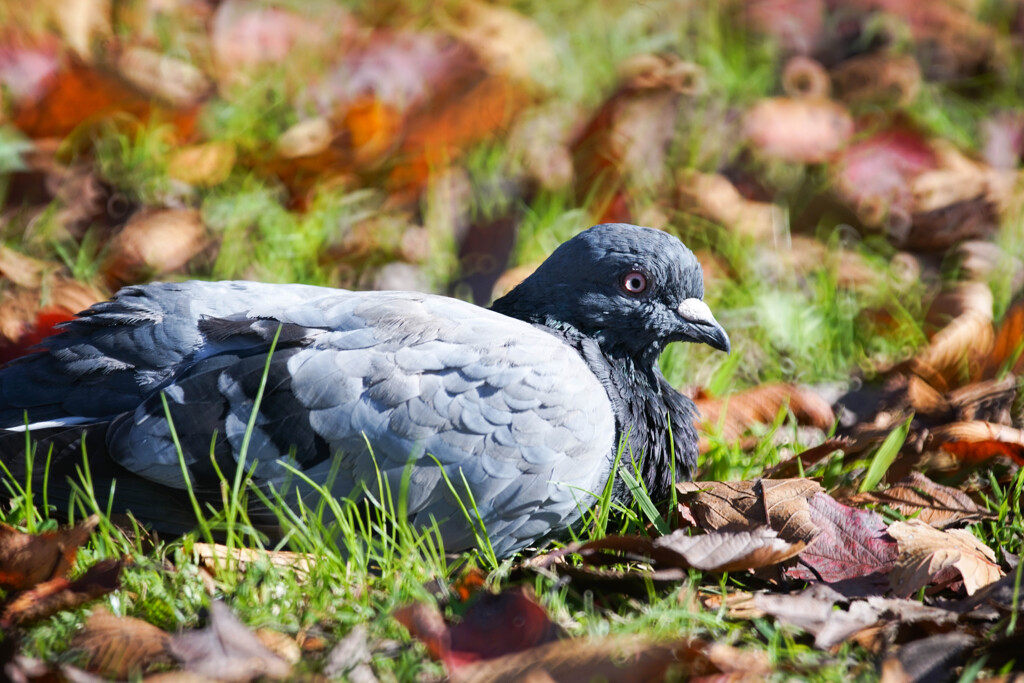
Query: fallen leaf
[[831, 52, 922, 107], [882, 632, 979, 683], [695, 383, 835, 446], [276, 118, 334, 159], [1, 558, 123, 628], [440, 0, 555, 84], [780, 56, 830, 98], [396, 586, 562, 671], [101, 208, 209, 287], [12, 59, 197, 140], [742, 0, 826, 55], [907, 283, 994, 393], [787, 493, 898, 586], [743, 97, 853, 164], [764, 437, 853, 479], [978, 298, 1024, 380], [653, 527, 806, 572], [167, 601, 292, 682], [887, 519, 1003, 597], [675, 478, 822, 544], [323, 624, 378, 683], [189, 542, 313, 578], [71, 607, 171, 679], [930, 421, 1024, 467], [167, 142, 237, 188], [450, 635, 770, 683], [116, 47, 212, 108], [0, 515, 98, 591], [753, 592, 879, 649], [677, 172, 783, 241], [844, 472, 990, 528]]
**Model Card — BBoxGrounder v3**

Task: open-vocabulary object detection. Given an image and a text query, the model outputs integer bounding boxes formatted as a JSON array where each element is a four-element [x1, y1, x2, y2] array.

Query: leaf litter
[[1, 0, 1024, 680]]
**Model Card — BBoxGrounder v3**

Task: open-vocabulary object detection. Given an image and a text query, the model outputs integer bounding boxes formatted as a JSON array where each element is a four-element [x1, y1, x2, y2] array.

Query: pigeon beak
[[676, 298, 730, 353]]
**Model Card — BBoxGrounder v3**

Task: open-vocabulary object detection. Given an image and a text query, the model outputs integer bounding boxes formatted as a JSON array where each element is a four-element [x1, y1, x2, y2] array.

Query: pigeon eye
[[622, 271, 647, 294]]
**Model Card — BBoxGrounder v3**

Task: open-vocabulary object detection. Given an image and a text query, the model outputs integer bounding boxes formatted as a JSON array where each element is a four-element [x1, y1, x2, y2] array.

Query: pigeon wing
[[108, 291, 617, 556]]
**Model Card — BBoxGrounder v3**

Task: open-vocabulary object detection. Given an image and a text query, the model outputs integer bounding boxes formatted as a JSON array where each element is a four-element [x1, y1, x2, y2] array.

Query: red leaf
[[787, 493, 898, 585]]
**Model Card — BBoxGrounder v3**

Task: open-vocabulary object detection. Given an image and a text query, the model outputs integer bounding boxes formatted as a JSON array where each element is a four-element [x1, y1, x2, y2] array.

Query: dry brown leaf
[[908, 283, 994, 392], [102, 209, 209, 286], [116, 47, 213, 108], [168, 142, 236, 188], [781, 56, 829, 99], [440, 0, 555, 84], [753, 592, 880, 649], [276, 118, 334, 159], [844, 472, 989, 528], [190, 542, 313, 578], [763, 437, 853, 479], [653, 528, 806, 572], [451, 635, 769, 683], [71, 607, 171, 678], [887, 519, 1003, 597], [979, 299, 1024, 380], [831, 52, 922, 107], [677, 172, 782, 240], [929, 421, 1024, 466], [743, 97, 853, 164], [0, 515, 98, 591], [0, 247, 51, 289], [696, 383, 835, 445], [12, 59, 197, 140], [168, 601, 292, 682], [1, 558, 123, 628], [768, 235, 879, 290], [675, 478, 822, 544]]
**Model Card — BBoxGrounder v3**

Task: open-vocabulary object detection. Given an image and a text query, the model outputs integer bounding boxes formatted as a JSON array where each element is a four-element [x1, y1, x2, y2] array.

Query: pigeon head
[[492, 223, 729, 366]]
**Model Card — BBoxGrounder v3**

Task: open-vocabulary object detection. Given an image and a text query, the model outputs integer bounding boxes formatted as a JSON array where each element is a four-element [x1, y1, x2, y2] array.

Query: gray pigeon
[[0, 223, 728, 557]]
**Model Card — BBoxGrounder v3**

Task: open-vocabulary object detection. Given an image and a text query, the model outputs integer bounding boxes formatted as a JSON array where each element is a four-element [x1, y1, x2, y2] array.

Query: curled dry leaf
[[101, 208, 209, 287], [882, 633, 980, 683], [887, 519, 1003, 597], [831, 53, 922, 107], [743, 96, 853, 164], [781, 56, 830, 99], [12, 60, 197, 140], [395, 586, 562, 671], [189, 542, 314, 578], [677, 171, 782, 241], [167, 141, 237, 188], [70, 607, 171, 679], [787, 493, 898, 585], [168, 601, 292, 682], [451, 635, 770, 683], [652, 527, 807, 572], [695, 382, 835, 446], [439, 0, 556, 85], [844, 472, 990, 529], [908, 283, 993, 393], [0, 515, 98, 591], [753, 592, 880, 650], [978, 298, 1024, 380], [1, 559, 123, 629], [276, 118, 333, 159], [929, 421, 1024, 467], [116, 47, 212, 108], [675, 478, 822, 545]]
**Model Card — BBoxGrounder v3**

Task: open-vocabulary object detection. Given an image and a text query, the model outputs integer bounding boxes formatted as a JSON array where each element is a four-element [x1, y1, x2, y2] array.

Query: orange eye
[[622, 271, 647, 294]]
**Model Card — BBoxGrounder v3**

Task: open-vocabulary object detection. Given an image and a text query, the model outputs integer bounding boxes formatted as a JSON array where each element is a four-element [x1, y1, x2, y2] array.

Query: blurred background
[[1, 0, 1023, 477]]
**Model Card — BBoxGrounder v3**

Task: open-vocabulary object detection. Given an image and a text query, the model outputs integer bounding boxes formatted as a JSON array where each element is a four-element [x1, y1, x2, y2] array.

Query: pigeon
[[0, 223, 728, 557]]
